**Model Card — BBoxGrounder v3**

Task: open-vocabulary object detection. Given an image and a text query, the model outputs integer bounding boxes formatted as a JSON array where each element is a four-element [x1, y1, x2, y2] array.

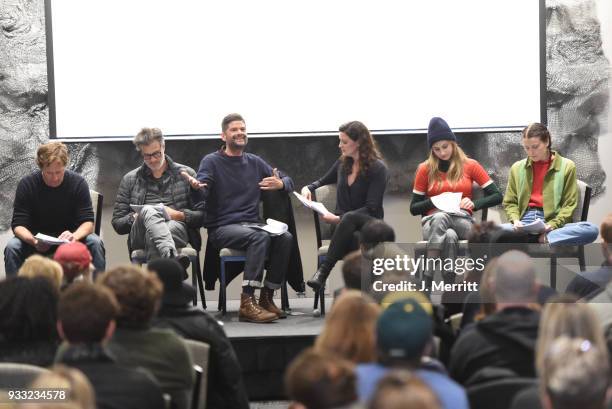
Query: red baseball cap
[[54, 242, 92, 278]]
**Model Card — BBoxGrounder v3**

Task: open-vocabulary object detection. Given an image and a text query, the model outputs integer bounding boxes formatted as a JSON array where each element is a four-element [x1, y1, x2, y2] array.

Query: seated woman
[[502, 122, 598, 245], [410, 117, 502, 285], [302, 121, 389, 291]]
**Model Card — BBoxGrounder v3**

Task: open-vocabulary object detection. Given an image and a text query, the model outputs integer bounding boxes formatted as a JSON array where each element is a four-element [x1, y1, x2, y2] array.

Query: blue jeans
[[4, 234, 106, 277], [501, 209, 598, 246]]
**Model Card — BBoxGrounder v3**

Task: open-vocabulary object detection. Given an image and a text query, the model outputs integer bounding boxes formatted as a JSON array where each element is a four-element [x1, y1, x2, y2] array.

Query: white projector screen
[[46, 0, 544, 140]]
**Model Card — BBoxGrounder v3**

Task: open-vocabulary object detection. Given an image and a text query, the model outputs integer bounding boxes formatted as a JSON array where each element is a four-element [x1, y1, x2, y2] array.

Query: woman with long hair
[[302, 121, 389, 291], [410, 117, 502, 285], [503, 122, 598, 244]]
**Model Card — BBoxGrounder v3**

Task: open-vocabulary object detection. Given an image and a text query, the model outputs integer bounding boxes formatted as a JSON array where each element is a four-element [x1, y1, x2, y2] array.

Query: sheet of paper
[[242, 219, 288, 236], [130, 204, 170, 221], [35, 233, 69, 245], [292, 191, 332, 216], [430, 192, 463, 214], [518, 218, 546, 234]]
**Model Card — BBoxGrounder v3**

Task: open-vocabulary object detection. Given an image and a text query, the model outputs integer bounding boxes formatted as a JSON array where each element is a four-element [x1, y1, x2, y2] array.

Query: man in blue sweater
[[186, 113, 294, 323]]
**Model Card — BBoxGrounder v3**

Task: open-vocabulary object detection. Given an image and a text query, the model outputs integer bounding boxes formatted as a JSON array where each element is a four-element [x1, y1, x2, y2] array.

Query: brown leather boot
[[239, 293, 278, 323], [259, 287, 287, 319]]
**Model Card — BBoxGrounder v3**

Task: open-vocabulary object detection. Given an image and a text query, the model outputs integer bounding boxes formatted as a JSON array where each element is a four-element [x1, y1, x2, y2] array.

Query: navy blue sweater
[[196, 150, 294, 228]]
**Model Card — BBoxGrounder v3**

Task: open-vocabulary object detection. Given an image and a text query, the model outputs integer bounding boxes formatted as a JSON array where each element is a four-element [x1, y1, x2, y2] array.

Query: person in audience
[[56, 282, 165, 409], [341, 251, 367, 292], [314, 290, 380, 363], [449, 250, 540, 386], [510, 294, 607, 409], [148, 258, 249, 409], [502, 122, 598, 245], [410, 117, 502, 286], [29, 365, 96, 409], [285, 348, 360, 409], [183, 113, 294, 323], [368, 370, 441, 409], [360, 219, 395, 254], [18, 254, 64, 292], [53, 241, 93, 289], [0, 276, 59, 366], [4, 142, 105, 276], [540, 337, 609, 409], [356, 297, 468, 409], [300, 121, 389, 292], [112, 127, 203, 267], [566, 213, 612, 299], [98, 265, 194, 409]]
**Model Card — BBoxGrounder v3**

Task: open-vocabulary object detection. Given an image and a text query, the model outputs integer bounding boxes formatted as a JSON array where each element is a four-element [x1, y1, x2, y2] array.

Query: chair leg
[[281, 279, 290, 311], [313, 290, 319, 309], [191, 265, 198, 306], [578, 246, 586, 272], [192, 255, 206, 310], [550, 256, 557, 290], [319, 287, 326, 316], [219, 260, 227, 315]]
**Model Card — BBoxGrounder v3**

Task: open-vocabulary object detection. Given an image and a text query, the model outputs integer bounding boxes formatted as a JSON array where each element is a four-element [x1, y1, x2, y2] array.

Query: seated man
[[185, 113, 294, 323], [4, 141, 105, 276], [112, 128, 203, 264], [56, 282, 166, 409]]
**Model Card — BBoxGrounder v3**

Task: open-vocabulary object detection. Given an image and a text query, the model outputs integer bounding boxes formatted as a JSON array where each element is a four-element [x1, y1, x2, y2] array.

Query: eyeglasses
[[142, 151, 163, 160]]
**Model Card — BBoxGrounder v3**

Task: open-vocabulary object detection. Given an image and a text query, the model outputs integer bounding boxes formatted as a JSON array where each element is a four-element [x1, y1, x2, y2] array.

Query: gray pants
[[129, 205, 188, 260]]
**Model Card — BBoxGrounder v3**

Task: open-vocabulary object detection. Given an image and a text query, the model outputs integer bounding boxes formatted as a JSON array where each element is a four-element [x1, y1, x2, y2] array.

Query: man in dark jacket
[[56, 281, 165, 409], [112, 127, 203, 262], [148, 258, 249, 409], [449, 250, 541, 386]]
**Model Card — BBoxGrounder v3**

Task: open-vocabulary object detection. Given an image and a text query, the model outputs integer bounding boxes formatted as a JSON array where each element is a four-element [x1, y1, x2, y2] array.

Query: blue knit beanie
[[427, 117, 456, 149]]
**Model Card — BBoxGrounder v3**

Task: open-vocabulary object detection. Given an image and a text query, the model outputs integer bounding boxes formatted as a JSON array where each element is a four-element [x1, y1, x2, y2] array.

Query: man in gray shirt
[[112, 128, 203, 263]]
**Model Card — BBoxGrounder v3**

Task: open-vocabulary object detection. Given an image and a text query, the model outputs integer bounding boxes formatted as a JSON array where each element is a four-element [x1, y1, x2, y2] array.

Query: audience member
[[285, 348, 360, 409], [368, 370, 441, 409], [4, 141, 105, 276], [53, 241, 93, 287], [449, 250, 540, 386], [148, 258, 249, 409], [567, 213, 612, 299], [56, 282, 165, 409], [541, 337, 609, 409], [98, 265, 194, 409], [342, 251, 367, 292], [314, 290, 380, 363], [17, 254, 63, 292], [360, 219, 395, 254], [356, 297, 468, 409], [0, 276, 59, 366], [28, 364, 96, 409]]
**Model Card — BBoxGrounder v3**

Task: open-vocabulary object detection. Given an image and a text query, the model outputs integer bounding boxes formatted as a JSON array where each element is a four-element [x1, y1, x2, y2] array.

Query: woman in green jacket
[[502, 123, 598, 245]]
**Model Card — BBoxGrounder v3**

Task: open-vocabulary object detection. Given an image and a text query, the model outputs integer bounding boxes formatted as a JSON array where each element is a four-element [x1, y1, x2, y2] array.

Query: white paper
[[430, 192, 463, 214], [517, 218, 546, 234], [293, 192, 332, 216], [130, 204, 170, 221], [35, 233, 69, 245], [242, 218, 288, 236]]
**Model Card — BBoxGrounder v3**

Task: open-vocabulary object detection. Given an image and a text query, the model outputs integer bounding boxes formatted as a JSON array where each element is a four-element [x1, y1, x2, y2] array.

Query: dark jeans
[[323, 211, 375, 270], [4, 234, 106, 277], [208, 224, 292, 289]]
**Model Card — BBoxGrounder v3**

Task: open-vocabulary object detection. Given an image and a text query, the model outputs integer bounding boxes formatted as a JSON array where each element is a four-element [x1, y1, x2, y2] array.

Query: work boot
[[239, 293, 278, 323], [259, 287, 287, 319], [306, 267, 329, 291]]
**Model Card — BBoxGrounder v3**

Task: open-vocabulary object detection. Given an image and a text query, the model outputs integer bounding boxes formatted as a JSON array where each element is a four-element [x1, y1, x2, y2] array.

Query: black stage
[[215, 297, 328, 401]]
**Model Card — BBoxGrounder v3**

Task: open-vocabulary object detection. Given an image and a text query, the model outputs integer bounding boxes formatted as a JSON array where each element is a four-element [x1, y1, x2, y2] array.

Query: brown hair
[[30, 365, 96, 409], [58, 282, 119, 344], [522, 122, 552, 150], [18, 254, 64, 293], [425, 140, 469, 188], [600, 213, 612, 243], [222, 113, 245, 132], [314, 290, 380, 363], [476, 257, 498, 321], [97, 265, 163, 327], [36, 142, 69, 169], [338, 120, 382, 178], [368, 370, 441, 409], [133, 127, 164, 151], [285, 348, 357, 409]]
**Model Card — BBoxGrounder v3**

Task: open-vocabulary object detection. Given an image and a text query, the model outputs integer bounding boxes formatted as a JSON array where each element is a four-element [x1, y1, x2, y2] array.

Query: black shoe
[[307, 268, 329, 291], [168, 251, 190, 279]]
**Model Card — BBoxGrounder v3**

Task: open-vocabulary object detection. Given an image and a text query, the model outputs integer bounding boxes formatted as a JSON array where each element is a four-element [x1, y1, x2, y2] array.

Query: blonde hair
[[36, 142, 69, 169], [425, 141, 468, 189], [314, 290, 381, 363], [536, 296, 607, 376], [18, 255, 63, 292], [29, 365, 96, 409]]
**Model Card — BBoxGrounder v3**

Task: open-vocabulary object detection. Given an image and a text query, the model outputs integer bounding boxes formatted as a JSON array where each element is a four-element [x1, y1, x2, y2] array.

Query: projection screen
[[46, 0, 544, 140]]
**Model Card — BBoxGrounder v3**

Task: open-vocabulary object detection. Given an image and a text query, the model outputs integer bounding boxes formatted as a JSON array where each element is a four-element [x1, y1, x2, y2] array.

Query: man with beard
[[184, 113, 294, 323], [112, 128, 203, 265]]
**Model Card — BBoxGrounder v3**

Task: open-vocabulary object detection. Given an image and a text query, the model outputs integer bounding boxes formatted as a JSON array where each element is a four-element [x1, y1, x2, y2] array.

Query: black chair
[[467, 377, 537, 409], [89, 190, 104, 236]]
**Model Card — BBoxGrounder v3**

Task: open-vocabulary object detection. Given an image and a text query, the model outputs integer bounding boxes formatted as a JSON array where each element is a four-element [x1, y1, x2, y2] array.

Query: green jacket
[[503, 151, 577, 230]]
